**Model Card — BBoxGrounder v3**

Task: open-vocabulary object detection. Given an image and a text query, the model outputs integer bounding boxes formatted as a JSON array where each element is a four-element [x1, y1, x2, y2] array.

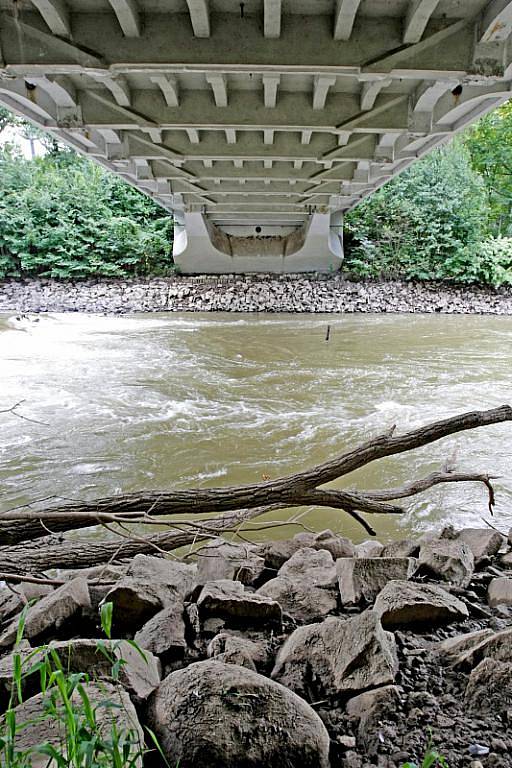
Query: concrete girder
[[359, 77, 392, 111], [186, 0, 210, 38], [403, 0, 441, 44], [313, 75, 337, 110], [264, 0, 282, 39], [262, 73, 280, 108], [91, 76, 131, 107], [205, 73, 228, 107], [30, 0, 70, 38], [333, 0, 362, 41], [480, 0, 512, 43], [151, 75, 180, 107], [25, 75, 76, 108], [107, 0, 141, 37]]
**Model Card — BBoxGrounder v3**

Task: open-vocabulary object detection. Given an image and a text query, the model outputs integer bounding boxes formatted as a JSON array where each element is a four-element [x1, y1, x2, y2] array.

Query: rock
[[380, 539, 419, 558], [278, 547, 337, 587], [207, 632, 268, 671], [306, 530, 356, 560], [256, 530, 355, 570], [147, 660, 331, 768], [465, 658, 512, 714], [0, 638, 160, 704], [418, 539, 474, 587], [197, 580, 282, 625], [355, 540, 384, 558], [488, 576, 512, 608], [0, 577, 91, 648], [134, 601, 186, 659], [257, 576, 337, 623], [195, 539, 266, 586], [457, 528, 504, 564], [103, 555, 195, 631], [9, 682, 144, 768], [337, 557, 417, 605], [435, 629, 495, 662], [500, 551, 512, 569], [272, 610, 398, 699], [453, 626, 512, 668], [373, 580, 469, 627], [346, 685, 402, 750]]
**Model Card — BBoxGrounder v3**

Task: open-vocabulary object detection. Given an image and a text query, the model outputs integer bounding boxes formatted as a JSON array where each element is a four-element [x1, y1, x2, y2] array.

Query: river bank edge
[[1, 275, 512, 314], [1, 525, 512, 768]]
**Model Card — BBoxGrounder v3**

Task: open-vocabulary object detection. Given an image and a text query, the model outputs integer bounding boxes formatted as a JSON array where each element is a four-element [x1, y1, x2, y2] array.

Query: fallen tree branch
[[0, 405, 509, 573]]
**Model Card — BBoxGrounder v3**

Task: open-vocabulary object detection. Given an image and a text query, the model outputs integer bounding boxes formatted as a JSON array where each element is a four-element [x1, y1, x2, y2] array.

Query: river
[[0, 311, 511, 544]]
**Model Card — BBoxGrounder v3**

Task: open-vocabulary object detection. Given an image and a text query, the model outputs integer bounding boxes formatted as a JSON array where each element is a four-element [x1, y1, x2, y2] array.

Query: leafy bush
[[344, 141, 489, 283], [0, 144, 173, 280]]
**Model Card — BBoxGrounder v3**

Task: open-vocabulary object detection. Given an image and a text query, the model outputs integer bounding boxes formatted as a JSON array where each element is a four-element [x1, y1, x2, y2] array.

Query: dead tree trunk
[[0, 405, 510, 576]]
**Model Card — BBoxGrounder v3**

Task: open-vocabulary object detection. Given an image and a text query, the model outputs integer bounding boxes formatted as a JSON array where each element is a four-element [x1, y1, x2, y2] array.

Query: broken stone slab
[[434, 629, 495, 662], [456, 528, 504, 565], [346, 685, 402, 751], [134, 600, 186, 660], [9, 682, 144, 768], [453, 626, 512, 669], [195, 539, 266, 586], [103, 555, 196, 631], [418, 539, 474, 587], [147, 659, 331, 768], [196, 580, 282, 625], [373, 580, 469, 628], [0, 637, 161, 705], [278, 547, 337, 587], [465, 658, 512, 714], [272, 610, 398, 700], [380, 539, 420, 558], [0, 577, 91, 648], [257, 576, 337, 623], [355, 540, 384, 558], [488, 576, 512, 608], [337, 557, 418, 605], [207, 632, 268, 671]]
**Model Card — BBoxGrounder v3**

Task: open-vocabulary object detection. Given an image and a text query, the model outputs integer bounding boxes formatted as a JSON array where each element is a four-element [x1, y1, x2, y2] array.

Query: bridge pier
[[172, 212, 344, 274]]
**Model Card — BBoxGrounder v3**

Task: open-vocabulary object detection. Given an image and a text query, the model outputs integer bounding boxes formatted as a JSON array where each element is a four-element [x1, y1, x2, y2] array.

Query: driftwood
[[0, 405, 511, 577]]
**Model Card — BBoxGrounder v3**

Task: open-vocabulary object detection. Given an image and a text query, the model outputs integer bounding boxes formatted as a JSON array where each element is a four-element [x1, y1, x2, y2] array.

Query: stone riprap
[[1, 276, 512, 315], [2, 525, 512, 767]]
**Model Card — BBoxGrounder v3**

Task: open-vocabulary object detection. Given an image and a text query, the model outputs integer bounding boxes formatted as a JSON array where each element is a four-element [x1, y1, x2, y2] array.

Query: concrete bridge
[[0, 1, 512, 273]]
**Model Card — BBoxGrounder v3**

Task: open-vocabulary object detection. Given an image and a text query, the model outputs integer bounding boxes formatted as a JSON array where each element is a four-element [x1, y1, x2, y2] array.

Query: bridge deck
[[1, 1, 511, 271]]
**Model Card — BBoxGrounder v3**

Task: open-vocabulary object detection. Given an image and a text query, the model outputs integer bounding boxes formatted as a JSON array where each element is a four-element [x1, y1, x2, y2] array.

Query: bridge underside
[[1, 1, 512, 273]]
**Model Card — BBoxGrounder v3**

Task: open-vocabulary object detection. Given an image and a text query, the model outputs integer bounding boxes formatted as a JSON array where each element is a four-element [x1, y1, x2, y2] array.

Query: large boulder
[[337, 557, 417, 605], [465, 658, 512, 714], [355, 540, 384, 558], [256, 530, 355, 570], [456, 528, 504, 565], [272, 610, 398, 699], [147, 660, 331, 768], [197, 580, 282, 625], [258, 577, 337, 623], [103, 555, 195, 631], [195, 539, 266, 586], [0, 577, 91, 648], [373, 580, 469, 628], [278, 547, 337, 587], [418, 539, 474, 587], [488, 577, 512, 608], [434, 629, 495, 663], [133, 601, 186, 659], [8, 682, 144, 768]]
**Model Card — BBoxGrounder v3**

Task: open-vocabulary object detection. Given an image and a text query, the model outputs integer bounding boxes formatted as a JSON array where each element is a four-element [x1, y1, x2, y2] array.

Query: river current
[[0, 311, 511, 543]]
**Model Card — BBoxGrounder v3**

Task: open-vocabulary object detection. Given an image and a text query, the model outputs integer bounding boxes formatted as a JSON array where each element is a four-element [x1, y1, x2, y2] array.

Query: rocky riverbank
[[2, 525, 512, 767], [1, 276, 512, 314]]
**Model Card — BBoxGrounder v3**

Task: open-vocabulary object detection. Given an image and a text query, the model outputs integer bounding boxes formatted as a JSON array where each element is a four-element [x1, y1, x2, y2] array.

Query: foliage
[[0, 603, 151, 768], [464, 100, 512, 236], [0, 113, 173, 279], [401, 731, 449, 768], [344, 141, 489, 283]]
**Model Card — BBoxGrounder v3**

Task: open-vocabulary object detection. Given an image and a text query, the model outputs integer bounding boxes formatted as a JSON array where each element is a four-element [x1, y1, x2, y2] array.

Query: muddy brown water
[[1, 311, 511, 543]]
